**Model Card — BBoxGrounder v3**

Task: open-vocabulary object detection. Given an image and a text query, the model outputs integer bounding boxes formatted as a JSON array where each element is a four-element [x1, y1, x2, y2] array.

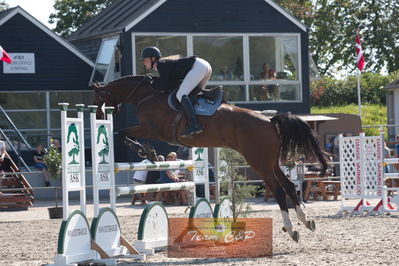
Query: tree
[[278, 0, 399, 75], [49, 0, 113, 37], [96, 125, 109, 164], [218, 148, 259, 219], [0, 1, 8, 11], [67, 123, 80, 164]]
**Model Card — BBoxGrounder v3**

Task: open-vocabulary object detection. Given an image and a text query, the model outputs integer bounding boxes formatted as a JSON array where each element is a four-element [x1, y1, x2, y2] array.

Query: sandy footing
[[0, 198, 398, 265]]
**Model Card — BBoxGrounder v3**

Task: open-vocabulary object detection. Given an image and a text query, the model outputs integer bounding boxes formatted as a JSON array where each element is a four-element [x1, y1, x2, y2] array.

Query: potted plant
[[218, 148, 259, 240], [44, 139, 63, 219]]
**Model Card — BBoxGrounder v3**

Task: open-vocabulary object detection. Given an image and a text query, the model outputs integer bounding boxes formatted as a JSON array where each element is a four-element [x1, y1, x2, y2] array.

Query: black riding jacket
[[156, 56, 197, 92]]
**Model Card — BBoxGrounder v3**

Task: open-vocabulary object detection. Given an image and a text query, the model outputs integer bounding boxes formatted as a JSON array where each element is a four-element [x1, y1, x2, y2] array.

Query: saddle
[[167, 86, 225, 116]]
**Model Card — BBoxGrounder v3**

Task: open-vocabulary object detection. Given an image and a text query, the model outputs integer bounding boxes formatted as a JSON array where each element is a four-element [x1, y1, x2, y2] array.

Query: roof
[[68, 0, 163, 41], [382, 79, 399, 91], [0, 6, 16, 20], [68, 0, 306, 42], [0, 6, 93, 67]]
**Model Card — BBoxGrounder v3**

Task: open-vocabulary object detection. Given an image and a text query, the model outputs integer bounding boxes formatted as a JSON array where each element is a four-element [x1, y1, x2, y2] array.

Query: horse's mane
[[107, 75, 144, 86]]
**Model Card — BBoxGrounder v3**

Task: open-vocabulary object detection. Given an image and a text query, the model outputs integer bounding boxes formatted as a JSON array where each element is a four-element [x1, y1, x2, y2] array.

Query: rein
[[136, 94, 156, 109], [125, 78, 146, 102]]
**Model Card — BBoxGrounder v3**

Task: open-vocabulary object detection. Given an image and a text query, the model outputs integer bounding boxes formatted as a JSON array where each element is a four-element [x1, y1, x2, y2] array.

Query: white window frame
[[0, 90, 92, 148], [90, 36, 120, 84], [132, 32, 302, 103]]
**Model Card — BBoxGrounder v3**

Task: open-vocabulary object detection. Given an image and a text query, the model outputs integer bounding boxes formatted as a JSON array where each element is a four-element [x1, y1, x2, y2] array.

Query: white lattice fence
[[339, 133, 384, 213]]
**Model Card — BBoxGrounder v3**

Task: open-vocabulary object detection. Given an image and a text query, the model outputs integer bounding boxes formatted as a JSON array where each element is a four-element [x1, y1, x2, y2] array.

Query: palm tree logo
[[97, 125, 109, 164], [67, 123, 80, 165], [194, 148, 204, 161]]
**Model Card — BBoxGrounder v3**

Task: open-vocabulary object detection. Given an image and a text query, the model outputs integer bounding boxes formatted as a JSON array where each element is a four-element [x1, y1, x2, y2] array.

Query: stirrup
[[181, 126, 203, 138]]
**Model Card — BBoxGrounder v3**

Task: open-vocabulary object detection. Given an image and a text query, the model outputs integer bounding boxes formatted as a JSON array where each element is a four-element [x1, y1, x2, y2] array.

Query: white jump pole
[[115, 160, 194, 172], [116, 182, 195, 196]]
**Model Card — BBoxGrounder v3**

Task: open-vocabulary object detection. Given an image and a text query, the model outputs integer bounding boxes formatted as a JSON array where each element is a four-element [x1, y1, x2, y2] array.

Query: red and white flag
[[0, 45, 12, 64], [356, 30, 364, 71]]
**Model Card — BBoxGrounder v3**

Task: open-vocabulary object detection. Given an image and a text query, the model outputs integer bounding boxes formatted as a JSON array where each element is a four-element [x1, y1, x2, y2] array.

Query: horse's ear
[[89, 81, 101, 90], [89, 81, 97, 89]]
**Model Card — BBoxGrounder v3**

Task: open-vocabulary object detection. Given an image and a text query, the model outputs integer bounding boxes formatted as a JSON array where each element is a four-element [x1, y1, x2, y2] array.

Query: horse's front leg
[[118, 126, 158, 161]]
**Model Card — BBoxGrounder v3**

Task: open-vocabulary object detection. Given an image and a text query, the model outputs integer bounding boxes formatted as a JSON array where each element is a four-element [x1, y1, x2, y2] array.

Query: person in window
[[33, 144, 50, 187], [259, 63, 276, 80], [259, 63, 278, 100], [140, 46, 212, 138], [218, 65, 234, 80]]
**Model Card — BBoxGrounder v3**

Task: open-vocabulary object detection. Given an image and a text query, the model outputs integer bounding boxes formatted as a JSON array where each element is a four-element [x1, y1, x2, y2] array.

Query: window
[[249, 84, 300, 102], [133, 33, 302, 103], [249, 35, 300, 101], [91, 37, 119, 84], [49, 91, 93, 109], [223, 85, 246, 101], [193, 36, 243, 81], [135, 35, 187, 76], [0, 91, 92, 150], [0, 92, 46, 109]]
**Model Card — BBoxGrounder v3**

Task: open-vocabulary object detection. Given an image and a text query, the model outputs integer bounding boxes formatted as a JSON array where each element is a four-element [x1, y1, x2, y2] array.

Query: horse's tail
[[271, 113, 328, 176]]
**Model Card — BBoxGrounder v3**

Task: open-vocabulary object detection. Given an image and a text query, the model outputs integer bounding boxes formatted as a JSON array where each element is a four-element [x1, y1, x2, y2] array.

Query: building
[[0, 6, 94, 149], [68, 0, 315, 161], [383, 79, 399, 139]]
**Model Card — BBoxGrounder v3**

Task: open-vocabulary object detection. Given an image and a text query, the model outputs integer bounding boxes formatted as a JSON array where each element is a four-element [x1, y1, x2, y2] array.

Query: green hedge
[[311, 104, 387, 137], [310, 72, 399, 107]]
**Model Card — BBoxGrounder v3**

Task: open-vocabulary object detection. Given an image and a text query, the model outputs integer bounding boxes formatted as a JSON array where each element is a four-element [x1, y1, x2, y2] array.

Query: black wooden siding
[[127, 0, 310, 113], [132, 0, 304, 33], [0, 14, 92, 91]]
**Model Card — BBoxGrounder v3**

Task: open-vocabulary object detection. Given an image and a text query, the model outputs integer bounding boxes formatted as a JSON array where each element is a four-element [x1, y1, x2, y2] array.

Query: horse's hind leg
[[274, 165, 315, 232], [262, 176, 299, 242]]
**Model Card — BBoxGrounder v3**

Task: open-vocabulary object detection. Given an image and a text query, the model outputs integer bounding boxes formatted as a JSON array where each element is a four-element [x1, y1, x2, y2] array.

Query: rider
[[140, 46, 212, 138]]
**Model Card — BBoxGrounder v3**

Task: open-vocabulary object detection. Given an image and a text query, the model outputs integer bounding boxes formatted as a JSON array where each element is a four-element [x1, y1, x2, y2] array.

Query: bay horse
[[92, 75, 328, 242]]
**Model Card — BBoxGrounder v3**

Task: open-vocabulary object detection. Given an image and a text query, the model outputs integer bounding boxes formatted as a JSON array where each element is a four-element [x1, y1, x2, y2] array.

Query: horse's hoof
[[306, 220, 316, 231], [282, 226, 287, 232], [291, 231, 299, 242]]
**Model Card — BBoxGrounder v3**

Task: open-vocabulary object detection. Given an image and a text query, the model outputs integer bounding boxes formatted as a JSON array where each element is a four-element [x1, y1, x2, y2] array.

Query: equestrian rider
[[140, 46, 212, 138]]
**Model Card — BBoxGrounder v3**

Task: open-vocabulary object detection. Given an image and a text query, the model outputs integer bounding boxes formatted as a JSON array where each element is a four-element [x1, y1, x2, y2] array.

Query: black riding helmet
[[140, 46, 161, 60], [140, 46, 161, 69]]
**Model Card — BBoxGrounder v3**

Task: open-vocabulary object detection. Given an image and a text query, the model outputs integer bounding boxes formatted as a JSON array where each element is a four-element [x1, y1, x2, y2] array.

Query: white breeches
[[176, 58, 212, 102]]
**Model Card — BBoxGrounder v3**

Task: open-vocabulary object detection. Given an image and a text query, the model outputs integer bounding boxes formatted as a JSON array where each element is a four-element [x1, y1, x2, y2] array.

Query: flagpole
[[357, 70, 362, 118], [355, 28, 364, 119]]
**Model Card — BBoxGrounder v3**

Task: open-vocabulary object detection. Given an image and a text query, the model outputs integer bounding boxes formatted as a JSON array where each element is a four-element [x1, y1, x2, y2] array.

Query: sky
[[5, 0, 55, 28]]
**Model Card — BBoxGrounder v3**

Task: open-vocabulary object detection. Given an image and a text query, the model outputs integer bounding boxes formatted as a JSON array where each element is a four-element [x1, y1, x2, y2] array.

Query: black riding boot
[[180, 95, 203, 138]]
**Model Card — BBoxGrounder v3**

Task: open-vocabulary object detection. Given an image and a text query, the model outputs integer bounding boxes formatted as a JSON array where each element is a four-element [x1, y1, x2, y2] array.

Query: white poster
[[3, 53, 35, 73]]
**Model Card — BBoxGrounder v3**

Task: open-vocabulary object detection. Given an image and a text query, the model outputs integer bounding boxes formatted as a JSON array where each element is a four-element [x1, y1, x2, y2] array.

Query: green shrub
[[311, 104, 387, 138], [311, 71, 399, 107]]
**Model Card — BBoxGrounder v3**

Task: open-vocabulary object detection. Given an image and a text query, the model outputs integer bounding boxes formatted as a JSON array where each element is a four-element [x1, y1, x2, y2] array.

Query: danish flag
[[0, 45, 11, 64], [356, 30, 364, 71]]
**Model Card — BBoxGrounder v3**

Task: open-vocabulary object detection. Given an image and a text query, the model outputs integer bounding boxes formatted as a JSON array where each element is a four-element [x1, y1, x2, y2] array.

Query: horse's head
[[91, 76, 153, 119], [91, 81, 121, 119]]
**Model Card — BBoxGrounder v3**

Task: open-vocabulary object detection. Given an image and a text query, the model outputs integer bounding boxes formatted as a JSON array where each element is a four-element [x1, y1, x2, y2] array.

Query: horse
[[92, 75, 328, 242]]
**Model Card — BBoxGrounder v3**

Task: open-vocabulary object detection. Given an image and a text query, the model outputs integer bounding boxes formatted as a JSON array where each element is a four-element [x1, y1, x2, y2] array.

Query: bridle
[[96, 76, 157, 110], [96, 77, 145, 105]]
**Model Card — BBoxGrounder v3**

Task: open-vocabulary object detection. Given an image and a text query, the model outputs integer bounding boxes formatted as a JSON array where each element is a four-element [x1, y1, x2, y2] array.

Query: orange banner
[[168, 218, 272, 258]]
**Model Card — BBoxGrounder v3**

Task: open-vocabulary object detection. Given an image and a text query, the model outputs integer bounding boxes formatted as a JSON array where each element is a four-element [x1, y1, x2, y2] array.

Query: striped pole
[[116, 182, 195, 196], [115, 160, 194, 172]]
